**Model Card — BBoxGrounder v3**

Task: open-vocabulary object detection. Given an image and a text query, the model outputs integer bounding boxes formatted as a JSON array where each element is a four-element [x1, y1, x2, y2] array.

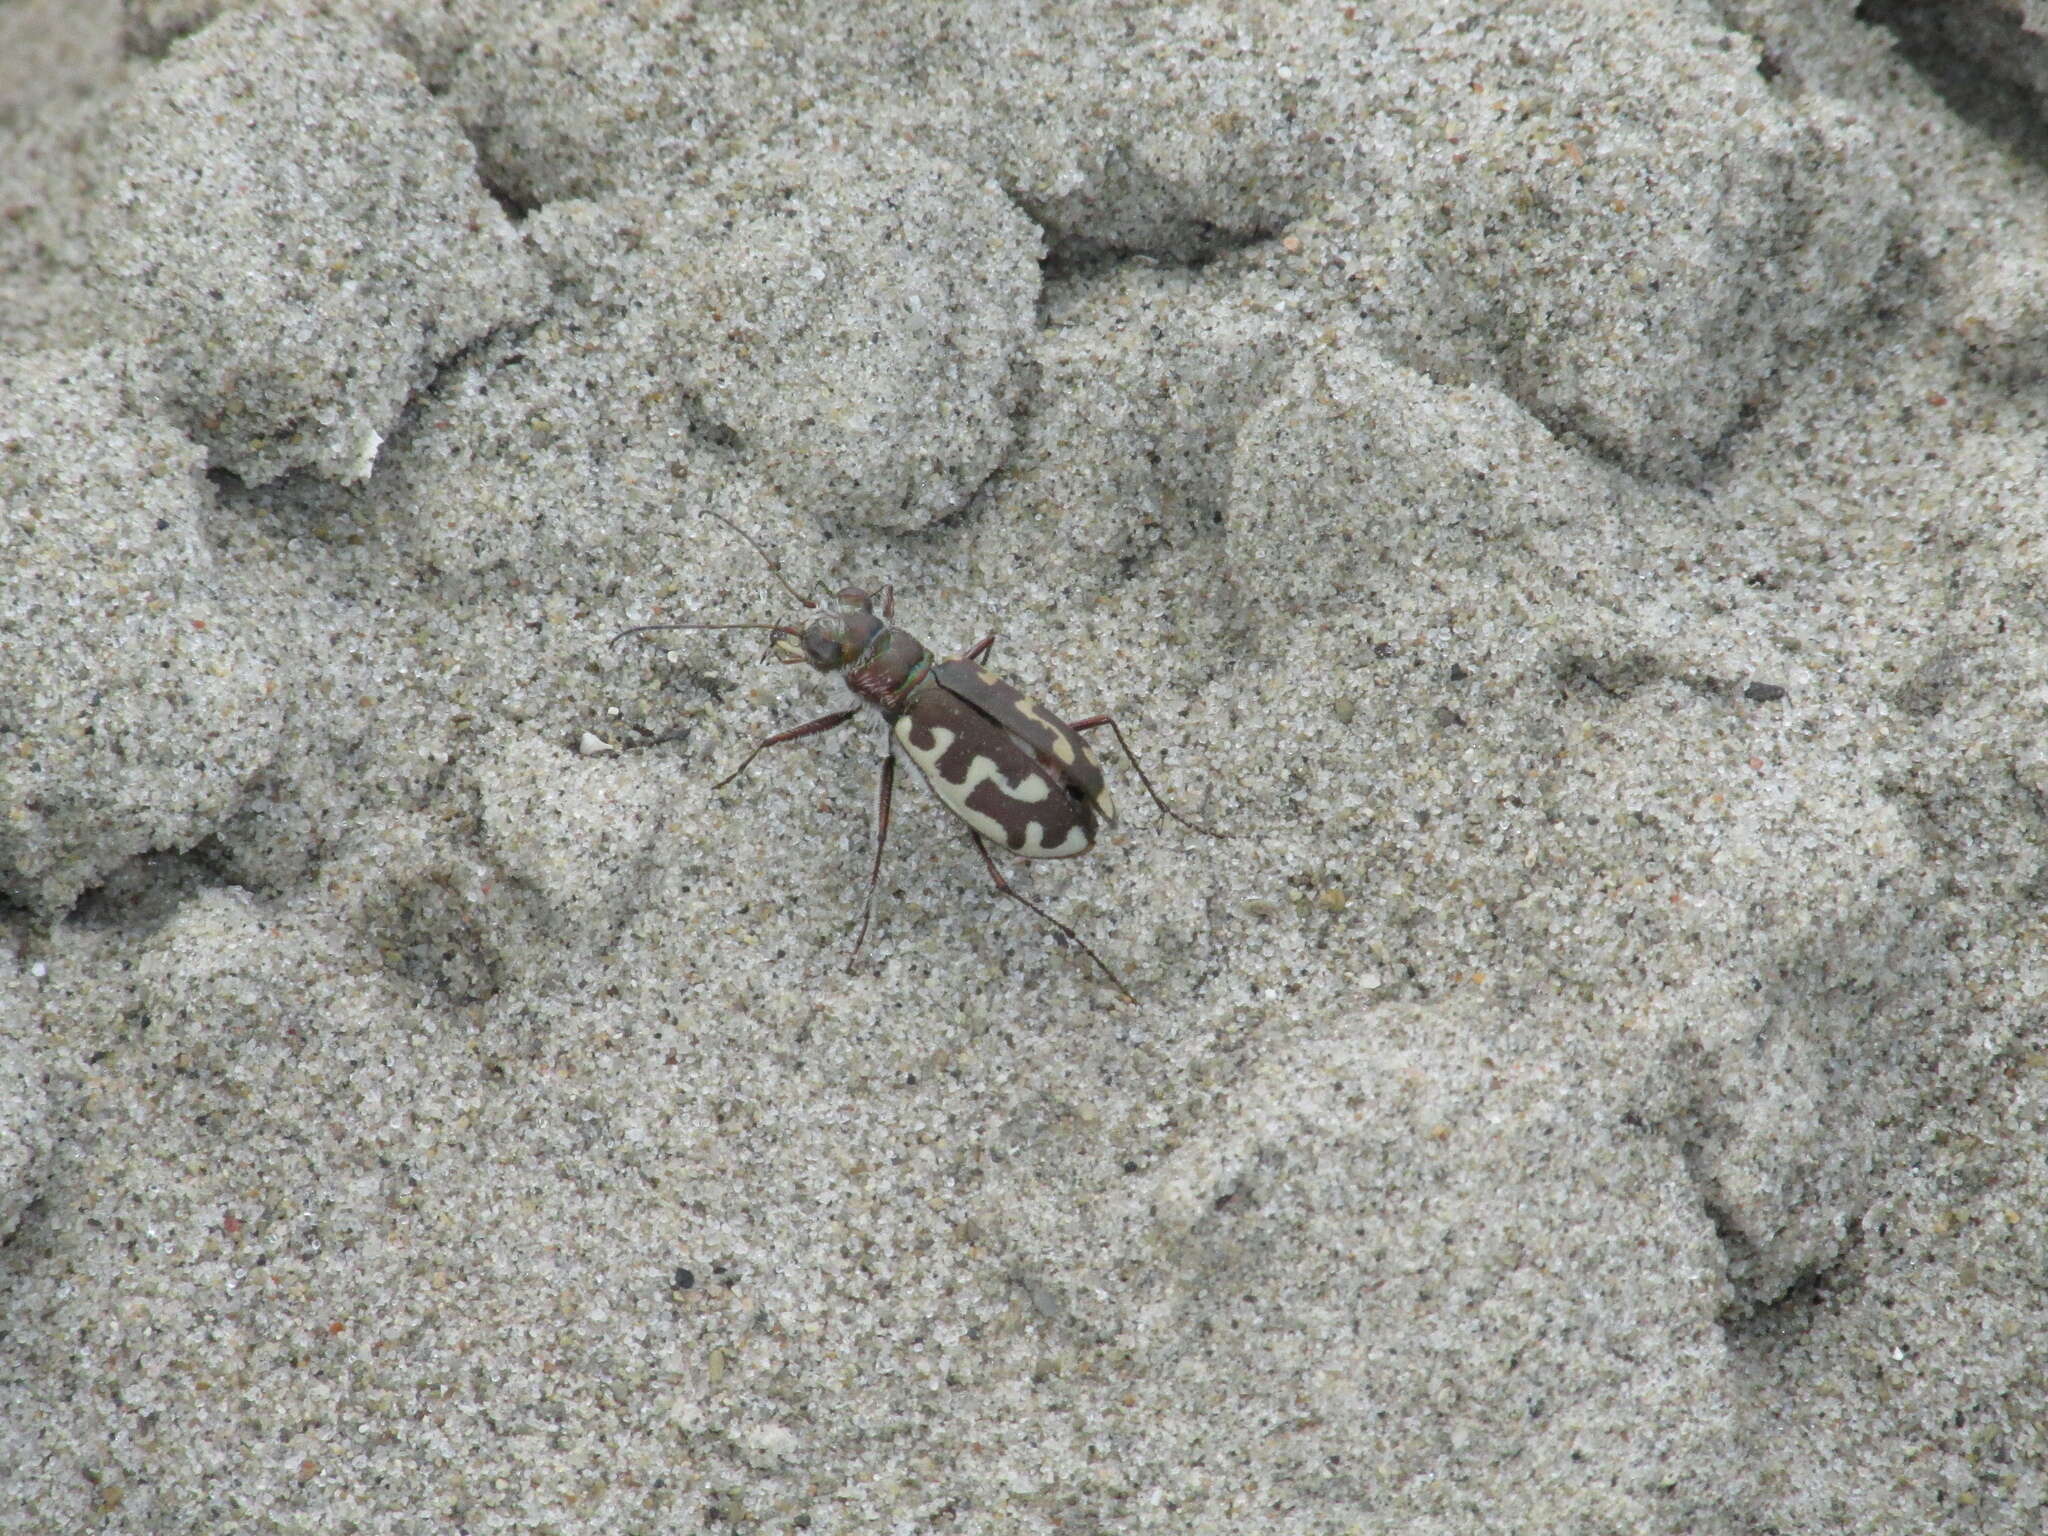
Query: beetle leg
[[711, 706, 860, 789], [879, 582, 895, 620], [965, 831, 1134, 1005], [846, 750, 897, 969], [954, 634, 997, 663], [1067, 714, 1229, 838]]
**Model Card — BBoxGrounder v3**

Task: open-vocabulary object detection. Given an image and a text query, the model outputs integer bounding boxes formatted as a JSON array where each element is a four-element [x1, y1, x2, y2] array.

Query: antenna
[[705, 510, 817, 610], [609, 622, 797, 647]]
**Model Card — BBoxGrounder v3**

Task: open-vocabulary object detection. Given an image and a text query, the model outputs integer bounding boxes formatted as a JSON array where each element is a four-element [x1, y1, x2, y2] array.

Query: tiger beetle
[[615, 514, 1225, 1002]]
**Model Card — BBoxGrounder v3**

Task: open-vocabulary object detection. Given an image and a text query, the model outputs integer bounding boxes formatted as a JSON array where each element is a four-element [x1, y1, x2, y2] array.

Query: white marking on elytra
[[1004, 689, 1079, 765], [1024, 822, 1090, 857], [895, 723, 1049, 803], [970, 665, 1080, 768], [974, 755, 1051, 804], [894, 720, 1090, 857]]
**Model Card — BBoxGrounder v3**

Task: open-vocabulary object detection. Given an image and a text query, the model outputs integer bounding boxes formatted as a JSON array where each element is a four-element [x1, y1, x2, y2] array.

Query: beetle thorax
[[845, 627, 932, 717]]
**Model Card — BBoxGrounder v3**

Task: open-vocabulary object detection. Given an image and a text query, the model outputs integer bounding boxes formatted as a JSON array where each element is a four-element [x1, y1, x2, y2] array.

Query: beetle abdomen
[[894, 688, 1097, 859], [929, 660, 1115, 823]]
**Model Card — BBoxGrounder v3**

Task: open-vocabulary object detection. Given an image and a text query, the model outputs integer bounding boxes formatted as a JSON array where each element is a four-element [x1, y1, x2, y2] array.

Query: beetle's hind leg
[[964, 831, 1133, 1005], [1068, 714, 1229, 838]]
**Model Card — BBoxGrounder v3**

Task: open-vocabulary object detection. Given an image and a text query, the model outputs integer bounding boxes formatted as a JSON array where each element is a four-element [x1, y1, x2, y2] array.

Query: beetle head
[[778, 592, 883, 673]]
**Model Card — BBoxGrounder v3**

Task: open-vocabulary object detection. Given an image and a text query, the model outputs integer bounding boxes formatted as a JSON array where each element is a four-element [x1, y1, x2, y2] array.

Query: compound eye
[[802, 618, 848, 670]]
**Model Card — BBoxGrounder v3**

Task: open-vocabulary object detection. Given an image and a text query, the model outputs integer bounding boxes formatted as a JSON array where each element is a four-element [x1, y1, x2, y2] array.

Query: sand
[[3, 2, 2045, 1531]]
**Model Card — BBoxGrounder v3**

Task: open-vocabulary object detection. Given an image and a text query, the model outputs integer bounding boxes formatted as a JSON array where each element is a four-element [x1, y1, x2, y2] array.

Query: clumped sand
[[3, 3, 2045, 1532]]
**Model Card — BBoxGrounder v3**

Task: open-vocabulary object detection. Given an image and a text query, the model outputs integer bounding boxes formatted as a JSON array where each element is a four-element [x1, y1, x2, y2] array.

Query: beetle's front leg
[[846, 750, 897, 970], [954, 634, 997, 664], [711, 706, 860, 789]]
